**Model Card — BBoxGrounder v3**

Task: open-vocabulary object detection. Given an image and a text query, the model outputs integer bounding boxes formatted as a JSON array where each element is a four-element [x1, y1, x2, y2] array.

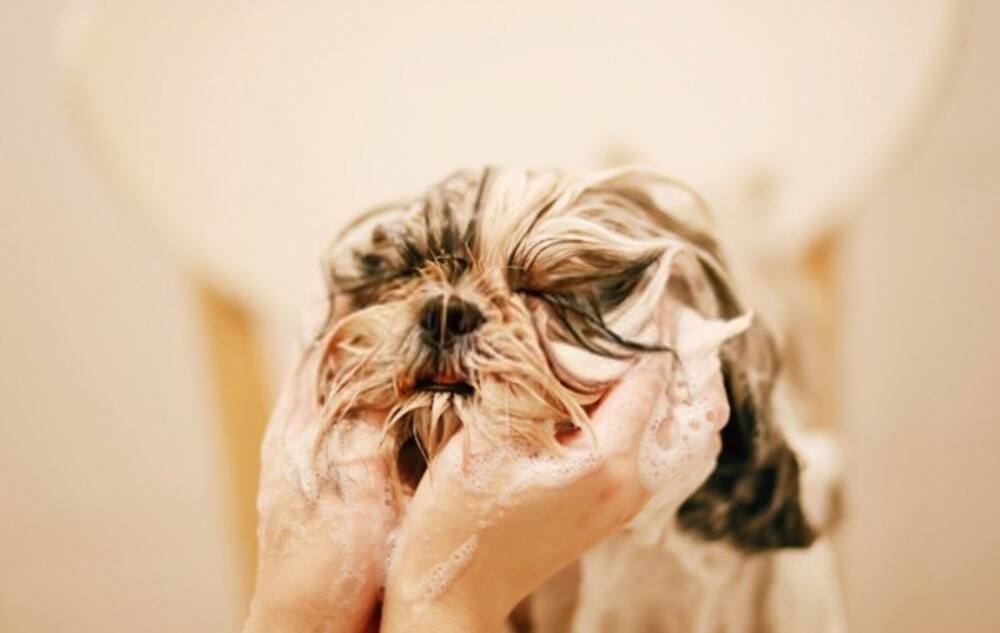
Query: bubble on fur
[[306, 166, 748, 500]]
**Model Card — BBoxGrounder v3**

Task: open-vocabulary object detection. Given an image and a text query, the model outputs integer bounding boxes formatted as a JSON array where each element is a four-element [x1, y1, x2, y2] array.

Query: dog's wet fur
[[311, 167, 815, 558]]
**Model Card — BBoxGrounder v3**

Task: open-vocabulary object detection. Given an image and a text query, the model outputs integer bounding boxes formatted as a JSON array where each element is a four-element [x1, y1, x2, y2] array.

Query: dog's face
[[313, 167, 814, 552]]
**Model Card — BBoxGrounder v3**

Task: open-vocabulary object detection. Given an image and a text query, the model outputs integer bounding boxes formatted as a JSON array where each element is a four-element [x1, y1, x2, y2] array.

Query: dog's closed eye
[[511, 252, 665, 358], [312, 166, 816, 558]]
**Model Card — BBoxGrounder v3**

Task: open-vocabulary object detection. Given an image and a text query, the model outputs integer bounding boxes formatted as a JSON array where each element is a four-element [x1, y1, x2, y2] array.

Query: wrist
[[243, 604, 313, 633], [243, 586, 332, 633], [382, 599, 504, 633], [381, 533, 532, 632], [382, 568, 516, 633]]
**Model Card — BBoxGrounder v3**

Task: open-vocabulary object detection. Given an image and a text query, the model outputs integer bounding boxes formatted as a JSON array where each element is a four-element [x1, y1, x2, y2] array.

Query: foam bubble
[[636, 368, 724, 496], [383, 527, 403, 583], [404, 534, 479, 605], [506, 445, 606, 496]]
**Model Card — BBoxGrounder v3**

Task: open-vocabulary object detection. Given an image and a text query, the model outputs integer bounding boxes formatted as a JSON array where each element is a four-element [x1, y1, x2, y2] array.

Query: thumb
[[588, 354, 670, 451]]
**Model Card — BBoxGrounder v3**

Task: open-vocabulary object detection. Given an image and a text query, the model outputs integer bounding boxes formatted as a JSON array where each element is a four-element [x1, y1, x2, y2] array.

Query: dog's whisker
[[307, 165, 801, 543]]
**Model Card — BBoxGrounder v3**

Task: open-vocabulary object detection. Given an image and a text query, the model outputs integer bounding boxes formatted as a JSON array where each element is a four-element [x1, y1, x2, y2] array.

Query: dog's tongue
[[431, 372, 464, 385]]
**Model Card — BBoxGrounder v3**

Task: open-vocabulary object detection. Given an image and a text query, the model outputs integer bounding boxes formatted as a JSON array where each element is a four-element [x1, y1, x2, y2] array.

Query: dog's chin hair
[[304, 167, 727, 499], [312, 279, 596, 497], [296, 164, 823, 574]]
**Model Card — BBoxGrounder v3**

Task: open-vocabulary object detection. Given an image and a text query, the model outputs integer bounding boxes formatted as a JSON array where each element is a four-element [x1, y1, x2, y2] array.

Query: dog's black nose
[[419, 296, 484, 346]]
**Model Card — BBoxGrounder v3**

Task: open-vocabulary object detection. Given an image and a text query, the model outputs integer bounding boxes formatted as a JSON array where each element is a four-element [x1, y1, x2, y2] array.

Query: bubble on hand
[[404, 533, 479, 607]]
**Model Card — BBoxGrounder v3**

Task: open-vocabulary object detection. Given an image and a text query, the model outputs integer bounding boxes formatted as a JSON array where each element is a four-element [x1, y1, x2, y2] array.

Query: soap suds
[[627, 308, 747, 547], [402, 534, 480, 611]]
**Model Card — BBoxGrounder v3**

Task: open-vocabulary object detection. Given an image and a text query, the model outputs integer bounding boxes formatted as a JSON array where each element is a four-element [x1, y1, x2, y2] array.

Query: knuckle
[[600, 455, 636, 488]]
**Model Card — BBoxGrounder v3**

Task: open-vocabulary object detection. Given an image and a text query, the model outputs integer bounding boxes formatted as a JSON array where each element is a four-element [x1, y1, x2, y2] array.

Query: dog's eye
[[356, 252, 386, 275], [444, 255, 470, 274], [593, 267, 648, 310], [517, 258, 654, 313], [334, 250, 413, 304]]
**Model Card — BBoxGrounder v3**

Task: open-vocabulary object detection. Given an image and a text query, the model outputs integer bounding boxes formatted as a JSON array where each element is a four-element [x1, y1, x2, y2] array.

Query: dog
[[307, 166, 844, 632]]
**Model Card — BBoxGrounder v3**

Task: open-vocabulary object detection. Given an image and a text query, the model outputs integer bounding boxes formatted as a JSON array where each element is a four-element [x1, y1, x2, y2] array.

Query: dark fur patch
[[677, 363, 816, 552], [324, 168, 818, 553], [514, 250, 668, 358]]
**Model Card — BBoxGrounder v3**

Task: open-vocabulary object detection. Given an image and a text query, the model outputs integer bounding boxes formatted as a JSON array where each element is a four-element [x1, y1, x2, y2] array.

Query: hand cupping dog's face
[[249, 338, 395, 633], [298, 166, 812, 556], [247, 166, 817, 632], [311, 168, 743, 496]]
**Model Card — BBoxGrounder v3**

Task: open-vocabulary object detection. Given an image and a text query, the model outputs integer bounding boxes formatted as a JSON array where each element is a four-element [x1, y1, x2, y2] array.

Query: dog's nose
[[419, 296, 484, 346]]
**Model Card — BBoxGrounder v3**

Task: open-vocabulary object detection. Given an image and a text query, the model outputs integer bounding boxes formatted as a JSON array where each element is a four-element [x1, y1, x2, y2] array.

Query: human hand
[[243, 337, 396, 633], [378, 355, 671, 632], [380, 303, 732, 633]]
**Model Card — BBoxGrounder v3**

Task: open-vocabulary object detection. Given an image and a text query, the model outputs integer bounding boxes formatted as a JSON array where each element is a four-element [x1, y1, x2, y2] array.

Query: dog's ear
[[596, 173, 816, 550], [677, 314, 816, 552]]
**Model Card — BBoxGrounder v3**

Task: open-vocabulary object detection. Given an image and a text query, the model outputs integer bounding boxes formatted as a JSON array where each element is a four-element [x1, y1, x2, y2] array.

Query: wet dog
[[307, 167, 843, 632]]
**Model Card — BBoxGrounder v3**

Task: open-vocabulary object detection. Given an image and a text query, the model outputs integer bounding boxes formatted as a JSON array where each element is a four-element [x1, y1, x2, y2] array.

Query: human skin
[[380, 356, 673, 632], [244, 306, 727, 633], [243, 337, 396, 633]]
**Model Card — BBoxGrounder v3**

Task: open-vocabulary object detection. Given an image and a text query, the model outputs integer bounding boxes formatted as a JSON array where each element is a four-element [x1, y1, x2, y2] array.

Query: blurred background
[[1, 1, 997, 631]]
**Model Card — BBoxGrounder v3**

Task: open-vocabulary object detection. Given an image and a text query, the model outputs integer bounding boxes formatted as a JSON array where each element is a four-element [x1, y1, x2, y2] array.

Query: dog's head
[[312, 167, 814, 551]]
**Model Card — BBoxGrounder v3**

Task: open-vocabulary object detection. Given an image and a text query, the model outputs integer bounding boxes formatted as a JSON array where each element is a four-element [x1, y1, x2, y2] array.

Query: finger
[[655, 368, 728, 446], [643, 397, 723, 498], [588, 354, 670, 453], [335, 429, 393, 498], [702, 370, 730, 432], [558, 298, 675, 450], [258, 336, 332, 491], [265, 341, 325, 437]]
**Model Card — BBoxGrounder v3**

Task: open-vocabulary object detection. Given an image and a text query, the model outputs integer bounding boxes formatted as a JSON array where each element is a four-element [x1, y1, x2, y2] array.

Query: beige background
[[1, 1, 998, 632], [0, 2, 241, 629], [840, 2, 1000, 628]]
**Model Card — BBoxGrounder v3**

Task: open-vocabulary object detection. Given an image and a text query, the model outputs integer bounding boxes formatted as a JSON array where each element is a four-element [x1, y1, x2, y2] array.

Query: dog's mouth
[[399, 371, 472, 490], [413, 372, 474, 396]]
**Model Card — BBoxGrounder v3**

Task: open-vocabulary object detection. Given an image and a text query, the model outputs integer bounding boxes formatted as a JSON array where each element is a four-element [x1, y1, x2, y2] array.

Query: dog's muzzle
[[418, 296, 483, 349], [414, 295, 481, 395]]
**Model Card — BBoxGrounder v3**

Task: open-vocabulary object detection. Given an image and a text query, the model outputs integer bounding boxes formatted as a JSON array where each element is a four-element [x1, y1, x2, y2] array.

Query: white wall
[[0, 1, 242, 630], [840, 2, 1000, 631], [2, 1, 999, 632]]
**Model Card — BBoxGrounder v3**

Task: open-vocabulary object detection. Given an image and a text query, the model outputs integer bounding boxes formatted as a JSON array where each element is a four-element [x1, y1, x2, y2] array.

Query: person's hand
[[243, 337, 396, 633], [378, 355, 669, 632], [380, 304, 731, 633]]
